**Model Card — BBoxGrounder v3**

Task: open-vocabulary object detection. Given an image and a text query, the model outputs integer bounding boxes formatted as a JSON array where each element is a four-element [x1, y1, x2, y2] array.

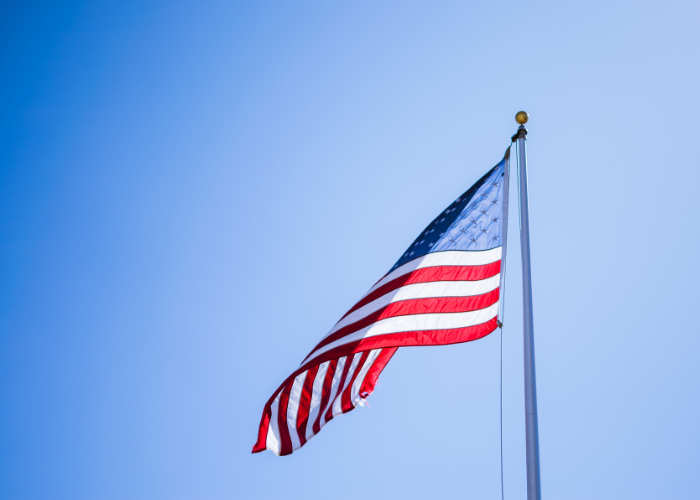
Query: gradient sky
[[2, 1, 699, 499]]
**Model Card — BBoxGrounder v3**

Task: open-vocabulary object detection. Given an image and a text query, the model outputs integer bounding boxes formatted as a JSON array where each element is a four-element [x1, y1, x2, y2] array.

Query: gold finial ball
[[515, 111, 529, 125]]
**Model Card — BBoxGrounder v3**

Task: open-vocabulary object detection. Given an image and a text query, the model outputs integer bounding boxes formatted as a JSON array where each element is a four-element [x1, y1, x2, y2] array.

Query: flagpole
[[513, 111, 542, 500]]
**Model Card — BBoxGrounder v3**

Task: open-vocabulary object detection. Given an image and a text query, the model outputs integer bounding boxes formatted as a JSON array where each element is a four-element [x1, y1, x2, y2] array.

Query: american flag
[[253, 154, 511, 455]]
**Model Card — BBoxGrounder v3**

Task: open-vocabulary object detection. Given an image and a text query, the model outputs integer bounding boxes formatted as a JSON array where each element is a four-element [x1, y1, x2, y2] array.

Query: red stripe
[[252, 318, 498, 454], [341, 351, 371, 412], [306, 289, 499, 360], [277, 381, 294, 456], [312, 359, 338, 435], [304, 318, 498, 377], [324, 354, 354, 422], [342, 261, 500, 320], [360, 347, 398, 399], [295, 364, 319, 447], [252, 407, 271, 453], [350, 319, 497, 354]]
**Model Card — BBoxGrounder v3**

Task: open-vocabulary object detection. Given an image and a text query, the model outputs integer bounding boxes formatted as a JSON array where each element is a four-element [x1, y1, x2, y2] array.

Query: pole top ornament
[[515, 111, 529, 125]]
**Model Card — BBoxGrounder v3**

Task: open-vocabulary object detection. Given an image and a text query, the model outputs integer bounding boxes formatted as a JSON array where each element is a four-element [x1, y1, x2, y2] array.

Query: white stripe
[[331, 353, 361, 417], [266, 394, 282, 455], [305, 361, 329, 442], [363, 248, 502, 299], [308, 302, 500, 363], [350, 349, 382, 404], [324, 275, 500, 339], [286, 372, 307, 452], [320, 356, 346, 427]]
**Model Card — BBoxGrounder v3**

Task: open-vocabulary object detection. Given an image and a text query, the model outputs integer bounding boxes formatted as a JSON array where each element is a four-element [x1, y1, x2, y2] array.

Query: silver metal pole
[[513, 111, 541, 500]]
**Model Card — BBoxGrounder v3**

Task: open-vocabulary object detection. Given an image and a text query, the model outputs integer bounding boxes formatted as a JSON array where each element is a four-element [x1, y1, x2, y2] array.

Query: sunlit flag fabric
[[253, 154, 511, 455]]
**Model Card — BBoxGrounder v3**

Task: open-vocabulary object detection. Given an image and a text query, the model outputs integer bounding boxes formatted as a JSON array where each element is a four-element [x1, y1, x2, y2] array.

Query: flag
[[253, 153, 511, 455]]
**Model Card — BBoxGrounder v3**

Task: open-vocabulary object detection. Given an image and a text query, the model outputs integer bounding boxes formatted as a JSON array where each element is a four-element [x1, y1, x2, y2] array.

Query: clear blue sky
[[1, 1, 699, 499]]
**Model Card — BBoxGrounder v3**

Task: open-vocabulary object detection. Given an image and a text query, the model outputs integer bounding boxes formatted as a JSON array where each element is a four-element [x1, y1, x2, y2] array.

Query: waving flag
[[253, 153, 511, 455]]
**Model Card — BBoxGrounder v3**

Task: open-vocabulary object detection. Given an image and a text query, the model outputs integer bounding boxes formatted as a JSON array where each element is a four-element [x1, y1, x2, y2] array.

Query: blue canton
[[390, 159, 506, 272]]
